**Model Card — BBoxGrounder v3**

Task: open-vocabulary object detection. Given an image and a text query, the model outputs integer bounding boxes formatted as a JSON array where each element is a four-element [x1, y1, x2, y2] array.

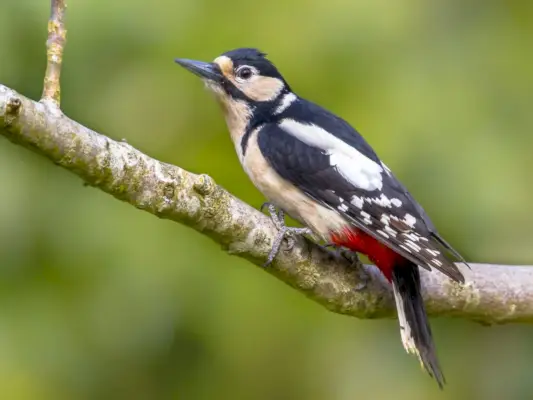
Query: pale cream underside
[[243, 128, 347, 239]]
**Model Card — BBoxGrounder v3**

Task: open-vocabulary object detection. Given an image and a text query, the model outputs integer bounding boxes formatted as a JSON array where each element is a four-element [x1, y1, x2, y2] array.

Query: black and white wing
[[257, 114, 465, 282]]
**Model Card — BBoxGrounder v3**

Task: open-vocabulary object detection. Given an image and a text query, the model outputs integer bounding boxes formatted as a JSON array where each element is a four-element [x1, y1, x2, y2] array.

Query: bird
[[175, 48, 467, 388]]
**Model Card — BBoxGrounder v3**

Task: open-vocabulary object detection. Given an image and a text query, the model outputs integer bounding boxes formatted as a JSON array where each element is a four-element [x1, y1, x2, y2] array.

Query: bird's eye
[[236, 66, 254, 80]]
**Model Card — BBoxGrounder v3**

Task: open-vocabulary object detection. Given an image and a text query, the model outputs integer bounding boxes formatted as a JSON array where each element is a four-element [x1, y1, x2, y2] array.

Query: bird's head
[[175, 48, 292, 111]]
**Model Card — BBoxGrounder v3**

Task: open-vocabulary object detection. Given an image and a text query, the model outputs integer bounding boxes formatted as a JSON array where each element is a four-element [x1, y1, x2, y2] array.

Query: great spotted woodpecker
[[175, 48, 467, 388]]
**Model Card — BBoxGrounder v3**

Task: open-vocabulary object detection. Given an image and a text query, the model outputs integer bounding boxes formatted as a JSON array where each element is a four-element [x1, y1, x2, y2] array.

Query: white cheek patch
[[241, 76, 284, 102], [279, 119, 384, 191]]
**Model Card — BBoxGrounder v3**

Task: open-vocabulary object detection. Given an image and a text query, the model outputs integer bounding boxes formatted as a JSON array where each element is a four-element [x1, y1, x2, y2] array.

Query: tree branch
[[1, 86, 532, 325], [42, 0, 67, 106], [1, 0, 532, 326]]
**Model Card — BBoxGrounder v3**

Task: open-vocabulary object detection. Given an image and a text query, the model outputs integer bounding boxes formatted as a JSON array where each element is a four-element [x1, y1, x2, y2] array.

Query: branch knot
[[4, 97, 22, 127], [193, 174, 216, 196]]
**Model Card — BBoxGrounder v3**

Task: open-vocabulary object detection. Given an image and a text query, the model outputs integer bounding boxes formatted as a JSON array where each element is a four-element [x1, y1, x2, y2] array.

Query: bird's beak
[[174, 58, 223, 82]]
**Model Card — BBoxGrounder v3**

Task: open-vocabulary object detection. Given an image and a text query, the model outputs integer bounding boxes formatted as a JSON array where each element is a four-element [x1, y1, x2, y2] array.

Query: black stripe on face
[[240, 88, 290, 156], [220, 78, 249, 102]]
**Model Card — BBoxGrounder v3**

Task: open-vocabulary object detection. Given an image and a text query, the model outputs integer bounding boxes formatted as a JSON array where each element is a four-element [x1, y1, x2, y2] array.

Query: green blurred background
[[1, 0, 532, 398]]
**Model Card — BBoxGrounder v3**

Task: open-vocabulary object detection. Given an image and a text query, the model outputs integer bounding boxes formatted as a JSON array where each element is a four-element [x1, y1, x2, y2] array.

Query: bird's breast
[[242, 128, 347, 239]]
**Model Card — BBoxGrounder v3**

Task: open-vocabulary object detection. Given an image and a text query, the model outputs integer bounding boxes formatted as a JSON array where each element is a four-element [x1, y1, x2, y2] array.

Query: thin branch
[[41, 0, 67, 105], [1, 84, 532, 325]]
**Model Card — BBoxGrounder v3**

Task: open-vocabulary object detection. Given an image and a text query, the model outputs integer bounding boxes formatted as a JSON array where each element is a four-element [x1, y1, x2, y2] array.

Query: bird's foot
[[261, 202, 314, 266], [322, 242, 358, 264], [321, 243, 368, 291]]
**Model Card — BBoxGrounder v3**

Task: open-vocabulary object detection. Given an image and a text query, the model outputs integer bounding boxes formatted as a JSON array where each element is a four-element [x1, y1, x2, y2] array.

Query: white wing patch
[[329, 151, 383, 191], [279, 119, 384, 191]]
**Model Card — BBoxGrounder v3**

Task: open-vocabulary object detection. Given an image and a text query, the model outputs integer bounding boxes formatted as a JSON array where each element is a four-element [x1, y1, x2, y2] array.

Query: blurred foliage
[[0, 0, 532, 398]]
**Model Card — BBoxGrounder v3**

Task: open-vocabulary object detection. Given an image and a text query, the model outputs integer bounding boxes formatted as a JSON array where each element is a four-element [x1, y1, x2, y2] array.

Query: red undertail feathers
[[330, 226, 446, 388]]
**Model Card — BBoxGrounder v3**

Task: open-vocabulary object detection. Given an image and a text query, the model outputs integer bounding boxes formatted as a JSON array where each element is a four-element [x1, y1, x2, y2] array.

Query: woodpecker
[[175, 48, 466, 388]]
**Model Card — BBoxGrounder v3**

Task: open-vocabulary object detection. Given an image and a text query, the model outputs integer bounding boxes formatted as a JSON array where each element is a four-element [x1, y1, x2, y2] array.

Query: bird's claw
[[263, 225, 313, 267], [322, 242, 357, 264], [321, 243, 368, 291], [261, 202, 285, 230], [261, 202, 313, 266]]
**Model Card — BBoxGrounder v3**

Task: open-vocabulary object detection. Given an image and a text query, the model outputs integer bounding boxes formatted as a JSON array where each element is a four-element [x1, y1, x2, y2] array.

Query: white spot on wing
[[400, 244, 412, 253], [384, 225, 397, 237], [377, 229, 389, 238], [274, 92, 297, 114], [338, 203, 349, 212], [279, 119, 384, 191], [431, 259, 443, 267], [360, 211, 372, 225], [404, 233, 419, 242], [404, 240, 421, 252], [404, 214, 417, 227], [351, 195, 363, 208], [425, 248, 439, 256], [391, 198, 402, 207]]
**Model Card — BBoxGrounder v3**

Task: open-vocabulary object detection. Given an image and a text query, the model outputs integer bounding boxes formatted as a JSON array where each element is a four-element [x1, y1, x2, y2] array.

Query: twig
[[41, 0, 67, 105], [1, 85, 532, 325]]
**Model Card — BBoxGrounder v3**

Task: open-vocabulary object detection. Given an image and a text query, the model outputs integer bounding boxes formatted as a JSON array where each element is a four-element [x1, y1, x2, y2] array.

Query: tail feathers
[[391, 263, 445, 389]]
